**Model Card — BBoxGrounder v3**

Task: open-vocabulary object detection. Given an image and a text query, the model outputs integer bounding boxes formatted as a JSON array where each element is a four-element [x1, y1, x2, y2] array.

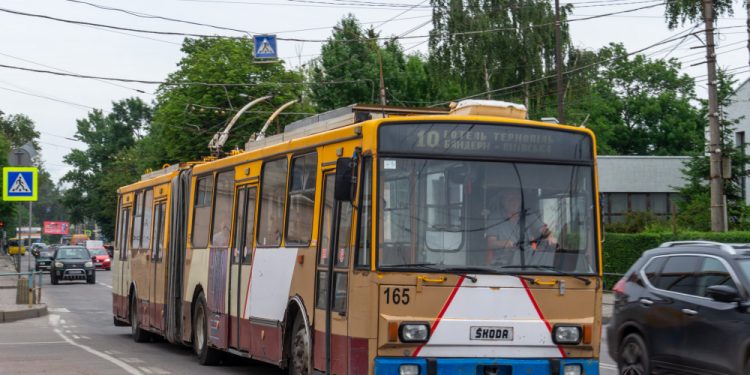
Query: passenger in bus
[[485, 189, 556, 265], [212, 218, 230, 248]]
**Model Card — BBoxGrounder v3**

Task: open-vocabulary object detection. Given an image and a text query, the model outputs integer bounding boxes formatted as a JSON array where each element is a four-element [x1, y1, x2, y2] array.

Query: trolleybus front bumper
[[374, 357, 599, 375]]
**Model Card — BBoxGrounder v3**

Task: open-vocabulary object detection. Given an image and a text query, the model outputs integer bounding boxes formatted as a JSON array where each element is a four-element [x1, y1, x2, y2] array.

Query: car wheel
[[287, 314, 311, 375], [50, 273, 58, 285], [130, 296, 151, 343], [192, 293, 222, 365], [618, 333, 650, 375], [87, 272, 96, 284]]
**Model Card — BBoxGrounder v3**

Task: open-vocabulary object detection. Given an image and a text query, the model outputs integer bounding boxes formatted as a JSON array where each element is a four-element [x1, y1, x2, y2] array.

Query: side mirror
[[706, 285, 742, 303], [334, 158, 356, 202]]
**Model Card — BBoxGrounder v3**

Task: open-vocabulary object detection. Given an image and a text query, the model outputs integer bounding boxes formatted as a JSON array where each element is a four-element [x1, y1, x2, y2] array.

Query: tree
[[148, 37, 306, 165], [565, 44, 704, 155], [62, 98, 152, 239], [309, 15, 446, 110], [429, 0, 571, 113], [677, 70, 750, 230]]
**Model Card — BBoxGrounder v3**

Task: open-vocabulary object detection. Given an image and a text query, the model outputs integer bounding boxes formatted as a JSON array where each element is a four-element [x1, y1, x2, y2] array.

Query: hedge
[[601, 231, 750, 289]]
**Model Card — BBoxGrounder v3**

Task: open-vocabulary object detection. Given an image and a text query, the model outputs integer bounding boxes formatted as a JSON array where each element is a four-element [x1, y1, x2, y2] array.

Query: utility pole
[[703, 0, 726, 231], [376, 48, 387, 106], [555, 0, 564, 123]]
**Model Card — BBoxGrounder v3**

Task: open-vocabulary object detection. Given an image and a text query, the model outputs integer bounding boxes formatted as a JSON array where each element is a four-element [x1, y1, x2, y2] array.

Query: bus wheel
[[192, 293, 222, 365], [288, 315, 310, 375], [130, 296, 151, 343]]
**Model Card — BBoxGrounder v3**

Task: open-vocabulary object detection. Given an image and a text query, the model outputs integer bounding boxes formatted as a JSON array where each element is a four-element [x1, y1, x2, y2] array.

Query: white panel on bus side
[[245, 247, 298, 321]]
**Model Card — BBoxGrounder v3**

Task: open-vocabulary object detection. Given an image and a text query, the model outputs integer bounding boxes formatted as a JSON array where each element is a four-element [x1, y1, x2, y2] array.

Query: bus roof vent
[[245, 104, 448, 151], [449, 100, 527, 119], [140, 163, 183, 181]]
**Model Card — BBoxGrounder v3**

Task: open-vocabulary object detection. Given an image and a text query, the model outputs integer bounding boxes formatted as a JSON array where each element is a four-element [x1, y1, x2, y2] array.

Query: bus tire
[[192, 293, 222, 365], [287, 314, 311, 375], [130, 296, 151, 343]]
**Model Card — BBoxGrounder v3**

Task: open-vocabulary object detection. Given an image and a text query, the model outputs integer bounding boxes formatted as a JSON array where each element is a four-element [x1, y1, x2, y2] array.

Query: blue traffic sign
[[2, 167, 38, 201], [254, 35, 278, 59]]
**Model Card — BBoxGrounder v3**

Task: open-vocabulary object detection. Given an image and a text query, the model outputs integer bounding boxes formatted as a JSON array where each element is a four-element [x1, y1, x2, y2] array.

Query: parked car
[[34, 247, 55, 271], [50, 246, 95, 285], [88, 248, 111, 270], [608, 240, 750, 375]]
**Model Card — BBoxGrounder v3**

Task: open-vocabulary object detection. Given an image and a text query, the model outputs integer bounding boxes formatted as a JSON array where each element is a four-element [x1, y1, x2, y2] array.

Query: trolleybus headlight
[[563, 364, 582, 375], [399, 364, 420, 375], [552, 325, 582, 345], [399, 322, 430, 343]]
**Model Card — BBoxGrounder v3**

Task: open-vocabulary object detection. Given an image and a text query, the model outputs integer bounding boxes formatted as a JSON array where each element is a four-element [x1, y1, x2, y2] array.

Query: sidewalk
[[0, 254, 47, 323]]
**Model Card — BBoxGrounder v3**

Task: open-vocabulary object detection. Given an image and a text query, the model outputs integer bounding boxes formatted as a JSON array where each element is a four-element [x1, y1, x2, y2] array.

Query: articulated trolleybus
[[113, 100, 602, 375]]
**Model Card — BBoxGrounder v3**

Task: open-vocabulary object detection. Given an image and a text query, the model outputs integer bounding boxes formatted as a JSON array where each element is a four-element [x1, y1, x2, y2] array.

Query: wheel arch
[[615, 321, 647, 360], [282, 295, 312, 370]]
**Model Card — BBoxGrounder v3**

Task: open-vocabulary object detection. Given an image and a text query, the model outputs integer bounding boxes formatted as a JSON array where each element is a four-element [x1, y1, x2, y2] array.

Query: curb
[[0, 304, 48, 323]]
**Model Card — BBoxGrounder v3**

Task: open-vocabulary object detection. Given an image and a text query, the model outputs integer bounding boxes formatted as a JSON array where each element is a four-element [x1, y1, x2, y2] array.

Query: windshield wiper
[[500, 265, 592, 285], [380, 264, 479, 283]]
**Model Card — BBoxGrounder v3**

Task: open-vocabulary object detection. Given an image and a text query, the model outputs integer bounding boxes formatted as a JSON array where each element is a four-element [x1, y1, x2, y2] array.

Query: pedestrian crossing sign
[[3, 167, 38, 201], [253, 35, 278, 60]]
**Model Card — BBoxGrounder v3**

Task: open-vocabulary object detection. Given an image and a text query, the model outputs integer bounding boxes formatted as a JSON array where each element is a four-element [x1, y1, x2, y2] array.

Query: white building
[[725, 78, 750, 204]]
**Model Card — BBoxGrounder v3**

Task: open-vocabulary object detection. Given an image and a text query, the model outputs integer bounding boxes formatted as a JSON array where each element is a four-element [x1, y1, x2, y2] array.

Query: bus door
[[228, 184, 257, 351], [314, 172, 353, 374], [149, 200, 167, 331], [115, 199, 133, 319]]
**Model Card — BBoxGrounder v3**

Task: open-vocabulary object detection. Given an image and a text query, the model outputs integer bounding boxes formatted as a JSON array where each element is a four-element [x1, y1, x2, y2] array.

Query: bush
[[602, 231, 750, 288], [606, 212, 664, 233]]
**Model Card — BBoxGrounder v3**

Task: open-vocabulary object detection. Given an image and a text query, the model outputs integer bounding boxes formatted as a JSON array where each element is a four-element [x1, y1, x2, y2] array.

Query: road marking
[[601, 364, 618, 369], [139, 368, 153, 374], [149, 368, 170, 374], [80, 335, 90, 339], [98, 282, 113, 289], [49, 307, 70, 313], [48, 314, 60, 326], [123, 358, 146, 364], [72, 334, 80, 339], [53, 328, 143, 375], [0, 341, 66, 345]]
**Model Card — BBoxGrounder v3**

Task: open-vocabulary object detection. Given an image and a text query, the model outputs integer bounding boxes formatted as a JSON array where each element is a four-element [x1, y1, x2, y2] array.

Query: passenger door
[[644, 255, 702, 370], [228, 185, 257, 352], [115, 203, 132, 319], [314, 173, 353, 374], [687, 256, 745, 374], [149, 201, 167, 331]]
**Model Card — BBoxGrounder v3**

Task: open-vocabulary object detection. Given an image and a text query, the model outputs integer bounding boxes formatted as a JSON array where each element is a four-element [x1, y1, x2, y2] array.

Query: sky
[[0, 0, 748, 183]]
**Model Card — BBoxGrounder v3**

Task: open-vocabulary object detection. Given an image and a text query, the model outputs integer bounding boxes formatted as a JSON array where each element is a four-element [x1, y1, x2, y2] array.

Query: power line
[[176, 0, 432, 10], [0, 83, 95, 110], [64, 0, 257, 35]]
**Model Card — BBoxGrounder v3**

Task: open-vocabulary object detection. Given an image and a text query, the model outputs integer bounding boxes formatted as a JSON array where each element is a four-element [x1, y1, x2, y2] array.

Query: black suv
[[607, 241, 750, 375], [34, 246, 55, 271], [50, 246, 96, 285]]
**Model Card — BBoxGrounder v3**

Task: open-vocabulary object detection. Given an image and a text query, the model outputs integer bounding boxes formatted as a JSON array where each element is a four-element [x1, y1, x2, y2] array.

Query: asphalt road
[[0, 256, 620, 374]]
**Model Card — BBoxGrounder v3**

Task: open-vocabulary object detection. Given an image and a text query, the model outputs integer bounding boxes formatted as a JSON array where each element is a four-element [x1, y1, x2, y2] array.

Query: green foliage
[[602, 231, 750, 288], [566, 44, 704, 155], [0, 134, 13, 225], [676, 70, 750, 230], [309, 15, 444, 110], [149, 37, 306, 165], [62, 98, 152, 239], [664, 0, 734, 29], [429, 0, 571, 114], [605, 211, 663, 233], [0, 111, 40, 150]]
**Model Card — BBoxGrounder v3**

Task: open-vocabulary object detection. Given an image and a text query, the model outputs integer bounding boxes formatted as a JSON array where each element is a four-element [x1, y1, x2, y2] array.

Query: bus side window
[[286, 153, 317, 246], [211, 171, 234, 248], [257, 158, 288, 247], [131, 192, 143, 250], [119, 208, 130, 261], [141, 189, 154, 249], [355, 157, 372, 268], [192, 176, 214, 249]]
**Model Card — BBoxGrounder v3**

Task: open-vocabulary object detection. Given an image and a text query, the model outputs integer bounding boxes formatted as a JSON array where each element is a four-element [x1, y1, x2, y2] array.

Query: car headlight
[[553, 325, 582, 345], [55, 262, 64, 268], [85, 261, 93, 268], [399, 322, 430, 343]]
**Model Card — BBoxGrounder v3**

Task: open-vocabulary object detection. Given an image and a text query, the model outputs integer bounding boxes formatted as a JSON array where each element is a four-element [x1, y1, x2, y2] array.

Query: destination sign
[[379, 123, 592, 161]]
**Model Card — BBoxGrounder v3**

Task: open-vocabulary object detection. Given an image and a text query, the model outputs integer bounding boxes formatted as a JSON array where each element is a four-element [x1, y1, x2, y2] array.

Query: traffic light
[[0, 221, 4, 229]]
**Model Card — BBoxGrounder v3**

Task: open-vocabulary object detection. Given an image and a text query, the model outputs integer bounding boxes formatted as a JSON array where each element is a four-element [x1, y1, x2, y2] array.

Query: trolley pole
[[555, 0, 564, 123], [702, 0, 726, 231]]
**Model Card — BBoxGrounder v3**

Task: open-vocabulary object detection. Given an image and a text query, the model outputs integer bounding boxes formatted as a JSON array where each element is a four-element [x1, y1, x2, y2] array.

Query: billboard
[[43, 221, 70, 235]]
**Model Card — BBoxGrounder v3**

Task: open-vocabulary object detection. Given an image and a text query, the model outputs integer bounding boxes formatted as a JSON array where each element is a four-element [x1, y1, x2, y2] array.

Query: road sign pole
[[27, 201, 32, 272]]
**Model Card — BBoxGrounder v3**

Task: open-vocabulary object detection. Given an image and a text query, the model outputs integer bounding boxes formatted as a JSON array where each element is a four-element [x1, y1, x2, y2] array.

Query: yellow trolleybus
[[113, 100, 603, 375]]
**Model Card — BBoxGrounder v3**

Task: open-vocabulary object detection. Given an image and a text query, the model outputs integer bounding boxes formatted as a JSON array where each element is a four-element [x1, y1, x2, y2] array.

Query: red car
[[88, 248, 111, 270]]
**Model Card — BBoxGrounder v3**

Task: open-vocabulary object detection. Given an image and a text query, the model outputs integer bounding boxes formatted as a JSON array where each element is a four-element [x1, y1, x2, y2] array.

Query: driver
[[485, 189, 556, 264]]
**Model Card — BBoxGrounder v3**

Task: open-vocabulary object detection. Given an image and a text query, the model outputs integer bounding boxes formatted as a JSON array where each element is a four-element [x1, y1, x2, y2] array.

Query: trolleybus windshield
[[377, 123, 597, 275]]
